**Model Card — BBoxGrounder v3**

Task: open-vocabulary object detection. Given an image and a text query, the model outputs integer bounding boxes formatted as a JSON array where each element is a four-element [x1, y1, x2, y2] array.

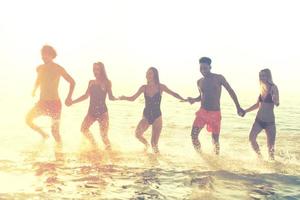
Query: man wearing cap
[[187, 57, 244, 155]]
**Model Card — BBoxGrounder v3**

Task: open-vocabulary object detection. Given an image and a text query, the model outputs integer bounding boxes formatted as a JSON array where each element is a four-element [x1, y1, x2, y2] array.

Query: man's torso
[[198, 73, 223, 111]]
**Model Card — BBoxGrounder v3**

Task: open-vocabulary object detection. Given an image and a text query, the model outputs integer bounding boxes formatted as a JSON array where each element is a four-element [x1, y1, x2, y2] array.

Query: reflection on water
[[1, 138, 299, 199], [0, 96, 300, 199]]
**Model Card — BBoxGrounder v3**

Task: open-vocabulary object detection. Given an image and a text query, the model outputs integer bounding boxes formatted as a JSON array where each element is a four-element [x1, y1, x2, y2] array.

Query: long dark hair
[[95, 62, 109, 82], [148, 67, 160, 84]]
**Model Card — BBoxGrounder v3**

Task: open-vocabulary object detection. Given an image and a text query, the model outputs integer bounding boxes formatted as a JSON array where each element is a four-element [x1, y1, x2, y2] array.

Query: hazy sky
[[0, 0, 299, 97]]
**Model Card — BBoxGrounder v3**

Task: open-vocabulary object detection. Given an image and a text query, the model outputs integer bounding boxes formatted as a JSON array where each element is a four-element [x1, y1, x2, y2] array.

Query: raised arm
[[119, 85, 145, 101], [271, 85, 279, 106], [60, 67, 75, 106], [107, 80, 118, 101], [160, 84, 185, 101], [71, 81, 91, 105]]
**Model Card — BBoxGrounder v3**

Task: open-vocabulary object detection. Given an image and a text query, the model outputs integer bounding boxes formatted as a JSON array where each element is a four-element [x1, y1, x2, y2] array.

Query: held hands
[[187, 97, 196, 104], [65, 97, 72, 107], [237, 107, 246, 117], [118, 96, 126, 100]]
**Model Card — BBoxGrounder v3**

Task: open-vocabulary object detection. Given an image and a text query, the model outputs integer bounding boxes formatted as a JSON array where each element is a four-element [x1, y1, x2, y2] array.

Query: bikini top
[[258, 92, 273, 103]]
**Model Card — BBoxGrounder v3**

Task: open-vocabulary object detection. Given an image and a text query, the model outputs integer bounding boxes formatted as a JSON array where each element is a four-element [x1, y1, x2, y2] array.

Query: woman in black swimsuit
[[70, 62, 117, 149], [119, 67, 186, 154], [244, 69, 279, 160]]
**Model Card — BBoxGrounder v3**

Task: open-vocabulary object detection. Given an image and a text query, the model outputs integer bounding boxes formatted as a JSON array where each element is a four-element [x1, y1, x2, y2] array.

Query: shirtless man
[[187, 57, 244, 155], [26, 45, 75, 144]]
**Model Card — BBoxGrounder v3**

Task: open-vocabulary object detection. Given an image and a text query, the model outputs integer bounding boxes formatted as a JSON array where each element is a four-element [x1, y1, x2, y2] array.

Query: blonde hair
[[259, 68, 274, 95]]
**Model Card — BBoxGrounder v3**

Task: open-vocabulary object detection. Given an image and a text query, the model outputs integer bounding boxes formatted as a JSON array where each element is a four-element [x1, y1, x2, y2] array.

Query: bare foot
[[193, 145, 202, 154], [152, 146, 160, 154], [143, 144, 150, 153]]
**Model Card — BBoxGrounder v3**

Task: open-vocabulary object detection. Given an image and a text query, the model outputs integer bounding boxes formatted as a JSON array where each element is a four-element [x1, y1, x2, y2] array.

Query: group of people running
[[26, 45, 280, 160]]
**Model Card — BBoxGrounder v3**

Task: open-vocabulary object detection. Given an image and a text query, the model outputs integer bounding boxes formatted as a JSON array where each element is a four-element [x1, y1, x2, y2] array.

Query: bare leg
[[98, 112, 111, 150], [151, 117, 162, 154], [191, 126, 203, 153], [25, 106, 49, 139], [249, 122, 263, 158], [51, 117, 61, 144], [135, 118, 150, 150], [265, 125, 276, 160], [211, 133, 220, 155], [54, 141, 64, 161], [81, 115, 97, 147]]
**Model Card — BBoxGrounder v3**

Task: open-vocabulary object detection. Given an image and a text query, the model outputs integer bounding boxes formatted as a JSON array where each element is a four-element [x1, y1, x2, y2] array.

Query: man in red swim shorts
[[26, 45, 75, 144], [187, 57, 244, 155]]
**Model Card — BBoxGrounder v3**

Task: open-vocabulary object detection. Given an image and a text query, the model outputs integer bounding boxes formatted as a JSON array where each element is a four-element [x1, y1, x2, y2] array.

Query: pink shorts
[[193, 108, 221, 134], [36, 100, 62, 119]]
